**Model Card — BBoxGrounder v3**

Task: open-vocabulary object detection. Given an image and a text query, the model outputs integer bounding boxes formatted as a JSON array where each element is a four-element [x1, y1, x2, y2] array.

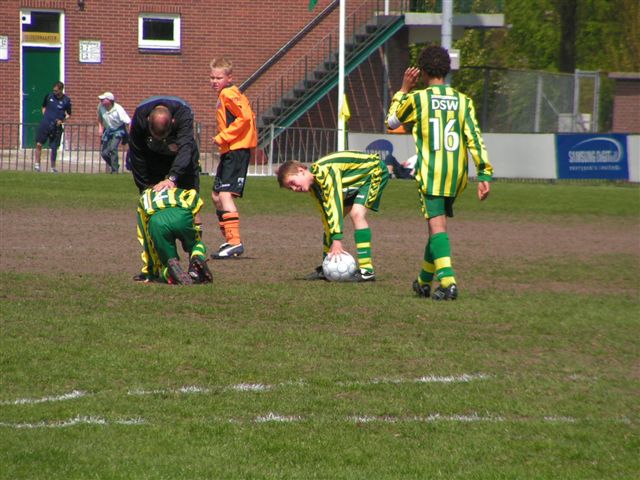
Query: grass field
[[0, 171, 639, 479]]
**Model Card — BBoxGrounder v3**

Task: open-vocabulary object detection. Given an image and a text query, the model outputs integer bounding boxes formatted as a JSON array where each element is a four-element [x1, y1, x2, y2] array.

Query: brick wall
[[0, 1, 22, 122], [611, 79, 640, 133], [1, 0, 361, 125], [290, 20, 410, 132]]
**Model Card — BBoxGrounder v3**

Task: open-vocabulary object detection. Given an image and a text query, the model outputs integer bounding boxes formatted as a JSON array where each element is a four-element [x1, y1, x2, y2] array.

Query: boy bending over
[[277, 151, 389, 282]]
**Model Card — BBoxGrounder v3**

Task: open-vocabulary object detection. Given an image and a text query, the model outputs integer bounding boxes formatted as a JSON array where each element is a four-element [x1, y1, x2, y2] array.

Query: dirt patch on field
[[1, 208, 638, 295]]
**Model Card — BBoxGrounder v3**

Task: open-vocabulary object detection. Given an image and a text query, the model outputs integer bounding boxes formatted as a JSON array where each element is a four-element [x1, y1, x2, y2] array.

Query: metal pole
[[382, 0, 390, 131], [268, 123, 275, 175], [593, 71, 600, 132], [442, 0, 453, 83], [441, 0, 453, 50], [572, 69, 580, 132], [382, 46, 389, 132], [337, 0, 346, 150], [534, 74, 543, 133]]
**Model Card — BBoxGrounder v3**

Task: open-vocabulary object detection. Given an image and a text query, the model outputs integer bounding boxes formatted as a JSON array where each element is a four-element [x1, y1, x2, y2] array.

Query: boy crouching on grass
[[277, 151, 389, 282], [137, 188, 213, 285]]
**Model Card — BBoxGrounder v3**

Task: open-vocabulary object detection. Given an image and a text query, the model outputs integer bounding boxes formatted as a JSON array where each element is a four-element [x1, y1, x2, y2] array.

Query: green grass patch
[[1, 172, 639, 479]]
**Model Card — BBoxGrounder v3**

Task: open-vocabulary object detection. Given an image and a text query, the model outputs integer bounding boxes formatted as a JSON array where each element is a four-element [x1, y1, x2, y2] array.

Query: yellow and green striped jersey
[[137, 188, 203, 219], [309, 151, 386, 241], [387, 85, 493, 197]]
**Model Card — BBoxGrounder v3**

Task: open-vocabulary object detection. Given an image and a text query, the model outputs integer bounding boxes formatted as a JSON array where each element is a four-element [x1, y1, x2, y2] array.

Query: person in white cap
[[97, 92, 131, 173]]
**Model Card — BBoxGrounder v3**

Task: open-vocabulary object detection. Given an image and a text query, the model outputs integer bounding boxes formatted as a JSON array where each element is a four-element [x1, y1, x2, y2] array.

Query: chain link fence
[[452, 67, 611, 133]]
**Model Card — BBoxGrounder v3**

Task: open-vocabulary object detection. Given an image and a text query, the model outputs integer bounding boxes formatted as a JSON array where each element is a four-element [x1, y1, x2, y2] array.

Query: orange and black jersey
[[214, 85, 257, 154]]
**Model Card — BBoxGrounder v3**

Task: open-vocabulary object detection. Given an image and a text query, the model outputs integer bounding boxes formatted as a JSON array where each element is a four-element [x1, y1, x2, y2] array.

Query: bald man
[[128, 96, 201, 193]]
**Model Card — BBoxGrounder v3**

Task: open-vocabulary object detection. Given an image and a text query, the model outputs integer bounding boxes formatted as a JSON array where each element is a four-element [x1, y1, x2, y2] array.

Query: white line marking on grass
[[128, 383, 273, 396], [423, 413, 505, 422], [0, 415, 145, 429], [338, 373, 490, 386], [127, 374, 487, 398], [348, 413, 504, 423], [1, 412, 624, 428], [128, 386, 211, 396], [543, 416, 576, 423], [128, 388, 165, 395], [178, 386, 210, 394], [228, 383, 271, 392], [255, 412, 302, 423], [414, 373, 490, 383], [0, 390, 89, 405]]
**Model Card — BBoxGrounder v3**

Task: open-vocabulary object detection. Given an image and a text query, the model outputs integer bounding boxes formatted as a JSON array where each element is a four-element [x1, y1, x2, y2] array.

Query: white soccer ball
[[322, 252, 358, 282]]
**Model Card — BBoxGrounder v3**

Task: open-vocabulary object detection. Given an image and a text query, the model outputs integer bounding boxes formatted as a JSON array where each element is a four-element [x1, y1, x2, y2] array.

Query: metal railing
[[1, 123, 111, 174], [240, 0, 340, 93], [249, 0, 397, 126], [0, 123, 273, 176], [264, 124, 339, 170]]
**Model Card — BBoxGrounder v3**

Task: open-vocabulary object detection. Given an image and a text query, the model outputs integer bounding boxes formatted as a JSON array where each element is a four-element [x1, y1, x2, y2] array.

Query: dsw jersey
[[136, 188, 203, 279], [214, 85, 257, 154], [387, 85, 493, 197], [137, 188, 203, 220], [309, 151, 386, 241]]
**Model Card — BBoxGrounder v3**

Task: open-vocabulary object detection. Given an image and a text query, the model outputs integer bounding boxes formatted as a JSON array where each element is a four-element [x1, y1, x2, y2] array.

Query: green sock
[[429, 232, 456, 286], [354, 228, 373, 272], [418, 239, 435, 286], [322, 232, 330, 259], [191, 242, 207, 259]]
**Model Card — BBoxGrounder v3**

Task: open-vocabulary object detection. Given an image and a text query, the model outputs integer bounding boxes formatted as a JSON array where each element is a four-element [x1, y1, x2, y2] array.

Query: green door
[[23, 47, 60, 146]]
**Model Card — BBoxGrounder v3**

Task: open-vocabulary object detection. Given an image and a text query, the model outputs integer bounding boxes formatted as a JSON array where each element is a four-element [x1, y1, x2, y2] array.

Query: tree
[[451, 0, 638, 73], [556, 0, 578, 73]]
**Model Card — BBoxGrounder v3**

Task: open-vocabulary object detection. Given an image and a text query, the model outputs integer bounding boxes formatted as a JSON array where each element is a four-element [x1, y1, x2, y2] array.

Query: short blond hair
[[276, 160, 306, 187], [209, 57, 233, 74]]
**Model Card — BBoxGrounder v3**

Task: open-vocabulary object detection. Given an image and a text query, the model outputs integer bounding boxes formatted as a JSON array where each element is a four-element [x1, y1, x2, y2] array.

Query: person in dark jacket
[[128, 95, 201, 194]]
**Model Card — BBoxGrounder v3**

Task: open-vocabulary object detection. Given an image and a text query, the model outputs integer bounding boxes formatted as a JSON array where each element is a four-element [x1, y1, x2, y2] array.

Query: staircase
[[247, 4, 405, 148]]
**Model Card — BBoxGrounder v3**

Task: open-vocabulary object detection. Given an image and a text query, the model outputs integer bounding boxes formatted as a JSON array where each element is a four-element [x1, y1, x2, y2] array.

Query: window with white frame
[[138, 13, 180, 50]]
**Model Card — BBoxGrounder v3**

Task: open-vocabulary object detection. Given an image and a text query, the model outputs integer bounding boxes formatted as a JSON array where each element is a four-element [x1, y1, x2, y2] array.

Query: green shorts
[[344, 163, 389, 212], [147, 207, 198, 263], [418, 191, 456, 219]]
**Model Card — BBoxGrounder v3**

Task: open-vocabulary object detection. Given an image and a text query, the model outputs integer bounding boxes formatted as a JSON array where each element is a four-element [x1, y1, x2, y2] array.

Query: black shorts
[[176, 174, 200, 192], [36, 121, 63, 147], [213, 149, 250, 197]]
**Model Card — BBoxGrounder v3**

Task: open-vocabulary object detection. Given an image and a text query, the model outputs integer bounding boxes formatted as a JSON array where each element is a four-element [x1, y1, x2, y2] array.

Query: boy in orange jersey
[[209, 58, 258, 259]]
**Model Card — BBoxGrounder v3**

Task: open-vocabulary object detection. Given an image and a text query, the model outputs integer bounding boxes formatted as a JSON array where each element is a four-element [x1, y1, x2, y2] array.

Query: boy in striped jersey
[[137, 188, 213, 285], [386, 45, 493, 300], [277, 151, 389, 282]]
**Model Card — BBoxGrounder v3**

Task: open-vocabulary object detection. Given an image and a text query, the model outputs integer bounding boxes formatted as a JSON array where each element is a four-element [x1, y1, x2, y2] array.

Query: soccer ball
[[322, 252, 357, 282]]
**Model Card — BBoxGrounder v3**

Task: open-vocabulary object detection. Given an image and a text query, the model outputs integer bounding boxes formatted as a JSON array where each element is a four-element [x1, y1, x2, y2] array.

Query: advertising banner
[[556, 134, 629, 180]]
